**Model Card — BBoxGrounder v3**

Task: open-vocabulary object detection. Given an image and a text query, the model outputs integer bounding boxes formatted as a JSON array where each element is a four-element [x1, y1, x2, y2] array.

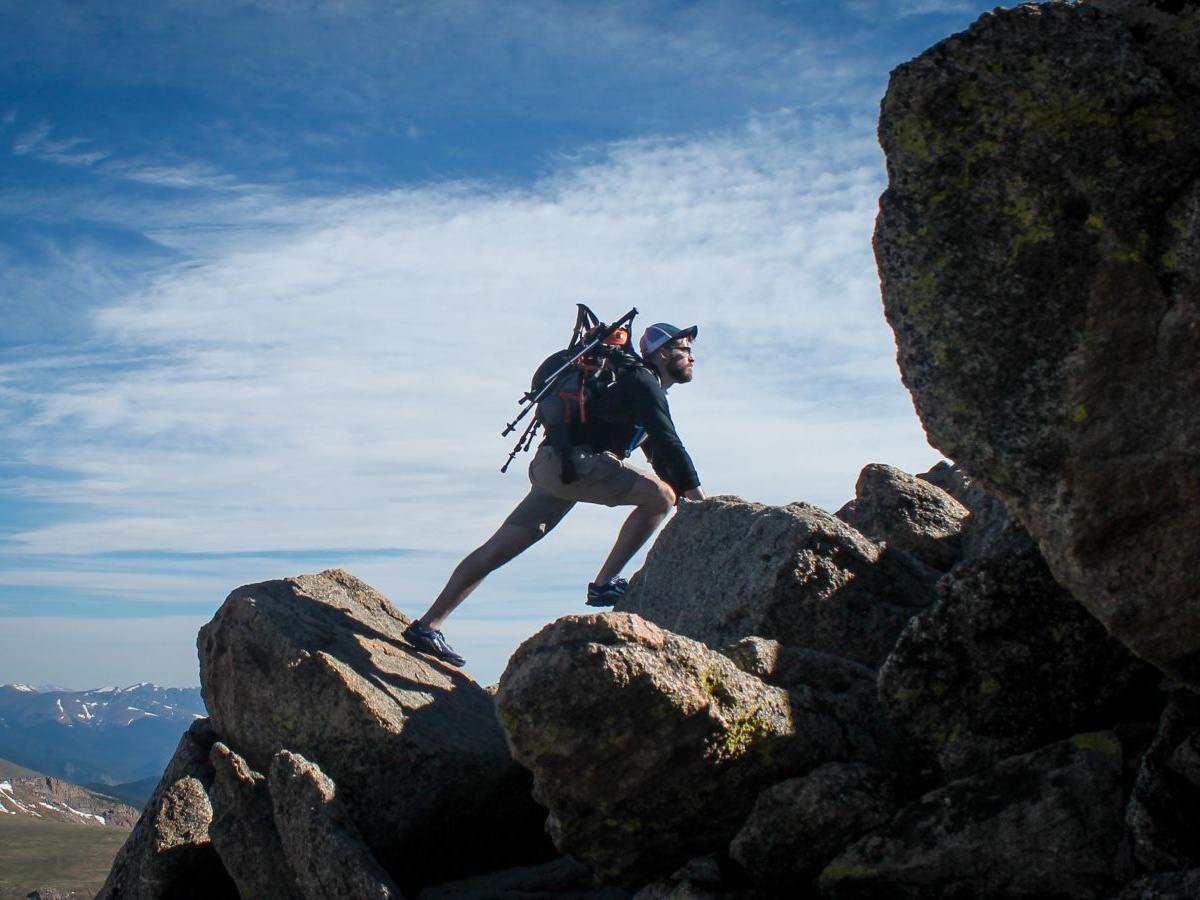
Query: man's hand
[[680, 486, 706, 502]]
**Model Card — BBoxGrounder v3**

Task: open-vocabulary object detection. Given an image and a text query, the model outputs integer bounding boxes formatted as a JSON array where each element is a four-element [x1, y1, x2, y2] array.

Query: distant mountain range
[[0, 683, 207, 806]]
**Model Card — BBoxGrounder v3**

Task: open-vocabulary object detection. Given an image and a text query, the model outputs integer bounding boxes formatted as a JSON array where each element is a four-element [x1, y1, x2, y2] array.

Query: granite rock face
[[819, 734, 1136, 900], [619, 496, 939, 668], [875, 0, 1200, 684], [836, 463, 969, 571], [197, 568, 548, 889], [102, 569, 553, 899], [878, 539, 1158, 778], [729, 763, 900, 894], [494, 613, 898, 887], [97, 719, 238, 900]]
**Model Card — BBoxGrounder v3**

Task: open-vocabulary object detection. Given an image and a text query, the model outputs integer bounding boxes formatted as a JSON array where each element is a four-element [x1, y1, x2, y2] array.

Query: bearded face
[[660, 342, 694, 383]]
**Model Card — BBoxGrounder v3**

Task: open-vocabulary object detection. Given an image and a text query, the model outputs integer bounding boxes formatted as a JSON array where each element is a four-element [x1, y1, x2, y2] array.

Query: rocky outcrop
[[836, 463, 968, 571], [99, 718, 238, 899], [729, 763, 900, 894], [874, 0, 1200, 686], [879, 539, 1158, 778], [619, 497, 939, 668], [819, 734, 1136, 899], [196, 569, 547, 890], [100, 465, 1189, 899], [494, 613, 900, 887], [99, 5, 1200, 889], [102, 569, 554, 899]]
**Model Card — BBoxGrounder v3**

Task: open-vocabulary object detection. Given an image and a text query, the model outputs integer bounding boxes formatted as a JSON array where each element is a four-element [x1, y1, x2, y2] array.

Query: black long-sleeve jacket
[[579, 363, 701, 495]]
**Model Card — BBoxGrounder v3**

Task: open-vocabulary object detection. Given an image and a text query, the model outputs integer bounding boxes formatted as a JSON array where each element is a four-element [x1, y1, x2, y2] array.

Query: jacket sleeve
[[630, 369, 701, 494]]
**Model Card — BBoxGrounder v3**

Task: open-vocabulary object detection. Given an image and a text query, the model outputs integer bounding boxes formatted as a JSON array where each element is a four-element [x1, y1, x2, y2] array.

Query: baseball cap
[[639, 323, 698, 357]]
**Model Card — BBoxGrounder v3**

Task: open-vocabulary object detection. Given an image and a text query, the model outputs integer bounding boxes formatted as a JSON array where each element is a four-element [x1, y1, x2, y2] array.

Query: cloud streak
[[0, 0, 1013, 687], [6, 112, 931, 565]]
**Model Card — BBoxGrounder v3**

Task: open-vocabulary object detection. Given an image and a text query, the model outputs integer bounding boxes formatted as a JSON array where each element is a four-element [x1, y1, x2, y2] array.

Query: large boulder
[[619, 497, 939, 668], [875, 0, 1200, 683], [720, 637, 903, 770], [729, 763, 900, 894], [268, 750, 404, 899], [1126, 690, 1200, 873], [1114, 870, 1200, 900], [878, 540, 1159, 777], [916, 460, 1021, 559], [97, 719, 238, 899], [494, 613, 898, 887], [197, 568, 550, 891], [818, 733, 1136, 899], [203, 742, 404, 899], [207, 741, 300, 899], [836, 463, 969, 571]]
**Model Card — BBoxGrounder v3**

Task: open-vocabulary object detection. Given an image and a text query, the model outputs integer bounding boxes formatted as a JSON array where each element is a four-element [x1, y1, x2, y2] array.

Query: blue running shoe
[[586, 576, 629, 607], [404, 620, 466, 667]]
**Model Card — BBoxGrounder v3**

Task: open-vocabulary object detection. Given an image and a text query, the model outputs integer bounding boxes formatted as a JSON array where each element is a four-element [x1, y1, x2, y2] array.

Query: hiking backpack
[[501, 304, 640, 475]]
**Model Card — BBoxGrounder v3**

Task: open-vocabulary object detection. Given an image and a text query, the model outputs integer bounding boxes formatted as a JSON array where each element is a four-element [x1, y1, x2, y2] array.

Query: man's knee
[[640, 477, 676, 515]]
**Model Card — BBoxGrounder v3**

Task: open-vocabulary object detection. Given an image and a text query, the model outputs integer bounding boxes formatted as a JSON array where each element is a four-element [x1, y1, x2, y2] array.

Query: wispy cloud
[[848, 0, 985, 16], [12, 120, 109, 166], [0, 0, 995, 687], [5, 109, 932, 570], [109, 159, 245, 191]]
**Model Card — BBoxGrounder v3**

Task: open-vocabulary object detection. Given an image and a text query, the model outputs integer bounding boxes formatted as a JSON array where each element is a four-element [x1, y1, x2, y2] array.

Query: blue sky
[[1, 0, 1007, 689]]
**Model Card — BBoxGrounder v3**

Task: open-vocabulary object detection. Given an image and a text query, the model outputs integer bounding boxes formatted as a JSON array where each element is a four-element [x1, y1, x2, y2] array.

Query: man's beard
[[666, 357, 693, 383]]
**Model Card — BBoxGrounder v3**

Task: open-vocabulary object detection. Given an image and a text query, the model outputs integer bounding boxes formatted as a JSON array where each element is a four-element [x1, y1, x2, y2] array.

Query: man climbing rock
[[404, 321, 707, 666]]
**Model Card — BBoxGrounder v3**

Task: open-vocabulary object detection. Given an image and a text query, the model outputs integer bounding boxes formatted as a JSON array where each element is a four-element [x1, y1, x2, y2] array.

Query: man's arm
[[631, 369, 701, 495]]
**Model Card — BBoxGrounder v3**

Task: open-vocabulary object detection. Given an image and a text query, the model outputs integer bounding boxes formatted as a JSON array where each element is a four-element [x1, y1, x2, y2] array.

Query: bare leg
[[593, 475, 676, 586], [419, 523, 544, 629]]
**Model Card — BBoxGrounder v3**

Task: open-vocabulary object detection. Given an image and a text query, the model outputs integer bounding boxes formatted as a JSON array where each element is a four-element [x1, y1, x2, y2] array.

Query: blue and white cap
[[639, 322, 698, 357]]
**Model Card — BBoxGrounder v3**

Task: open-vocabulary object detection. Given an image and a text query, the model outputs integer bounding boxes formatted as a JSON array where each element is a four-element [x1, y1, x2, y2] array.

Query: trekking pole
[[501, 418, 541, 473], [501, 307, 638, 438]]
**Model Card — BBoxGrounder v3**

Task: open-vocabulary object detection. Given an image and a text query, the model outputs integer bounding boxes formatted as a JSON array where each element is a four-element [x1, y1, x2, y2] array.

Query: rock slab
[[875, 0, 1200, 683], [819, 733, 1135, 899], [879, 539, 1157, 777], [197, 568, 547, 888], [97, 719, 238, 899], [620, 496, 938, 668], [836, 462, 968, 571], [495, 613, 897, 887]]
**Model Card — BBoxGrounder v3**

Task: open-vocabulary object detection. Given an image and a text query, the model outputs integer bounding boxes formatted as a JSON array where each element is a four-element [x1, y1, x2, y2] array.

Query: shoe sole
[[410, 645, 466, 667]]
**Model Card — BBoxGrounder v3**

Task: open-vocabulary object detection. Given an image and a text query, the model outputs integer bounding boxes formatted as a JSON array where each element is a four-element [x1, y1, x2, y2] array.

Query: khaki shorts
[[503, 444, 644, 534]]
